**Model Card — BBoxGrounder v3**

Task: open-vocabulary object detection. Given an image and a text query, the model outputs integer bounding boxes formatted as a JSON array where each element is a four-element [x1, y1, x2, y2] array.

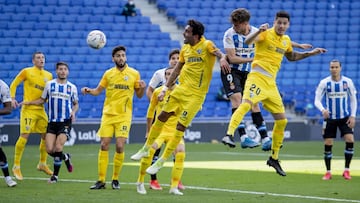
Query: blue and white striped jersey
[[315, 75, 357, 119], [0, 79, 11, 104], [41, 79, 78, 122], [223, 26, 257, 72]]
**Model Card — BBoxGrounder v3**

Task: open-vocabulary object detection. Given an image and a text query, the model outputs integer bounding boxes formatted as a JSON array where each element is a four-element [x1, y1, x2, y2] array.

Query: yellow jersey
[[10, 66, 53, 110], [178, 36, 218, 96], [99, 65, 140, 119], [252, 28, 292, 79], [147, 85, 178, 132]]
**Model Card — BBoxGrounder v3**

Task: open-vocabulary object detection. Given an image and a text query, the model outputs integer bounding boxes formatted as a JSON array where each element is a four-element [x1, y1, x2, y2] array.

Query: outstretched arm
[[285, 48, 327, 61]]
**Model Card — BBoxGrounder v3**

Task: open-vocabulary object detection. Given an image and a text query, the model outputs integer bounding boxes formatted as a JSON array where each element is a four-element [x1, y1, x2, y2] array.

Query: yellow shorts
[[20, 108, 48, 134], [243, 72, 285, 114], [162, 86, 204, 127], [97, 114, 131, 138], [154, 131, 185, 147]]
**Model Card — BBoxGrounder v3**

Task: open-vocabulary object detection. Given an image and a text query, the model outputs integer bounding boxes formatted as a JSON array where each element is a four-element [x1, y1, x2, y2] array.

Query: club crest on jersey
[[197, 49, 202, 54], [67, 85, 71, 94], [124, 75, 128, 81], [343, 82, 348, 89], [282, 40, 287, 46]]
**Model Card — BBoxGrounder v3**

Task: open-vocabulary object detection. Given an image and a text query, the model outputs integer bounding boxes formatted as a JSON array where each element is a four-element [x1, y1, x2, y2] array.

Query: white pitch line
[[10, 176, 360, 203]]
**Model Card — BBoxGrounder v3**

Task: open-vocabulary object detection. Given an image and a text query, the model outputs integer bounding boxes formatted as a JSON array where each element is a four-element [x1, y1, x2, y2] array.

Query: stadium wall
[[1, 121, 359, 146]]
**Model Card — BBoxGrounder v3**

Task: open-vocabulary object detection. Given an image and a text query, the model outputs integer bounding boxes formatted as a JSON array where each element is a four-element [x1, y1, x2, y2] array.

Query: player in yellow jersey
[[81, 45, 146, 190], [131, 19, 230, 174], [10, 51, 53, 180], [224, 11, 327, 176], [136, 67, 186, 195]]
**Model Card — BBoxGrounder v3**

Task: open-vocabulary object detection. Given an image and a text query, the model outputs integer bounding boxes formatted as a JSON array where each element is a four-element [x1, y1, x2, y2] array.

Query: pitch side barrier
[[1, 119, 359, 146]]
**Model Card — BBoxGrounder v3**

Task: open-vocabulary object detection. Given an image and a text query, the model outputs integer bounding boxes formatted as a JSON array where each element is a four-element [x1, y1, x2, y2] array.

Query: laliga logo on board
[[183, 129, 201, 141]]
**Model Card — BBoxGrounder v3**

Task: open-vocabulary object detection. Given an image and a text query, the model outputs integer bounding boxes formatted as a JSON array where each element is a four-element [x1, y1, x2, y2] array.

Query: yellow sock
[[145, 119, 165, 147], [98, 150, 109, 182], [39, 138, 47, 164], [161, 130, 183, 160], [137, 148, 155, 183], [112, 152, 125, 181], [271, 119, 287, 160], [171, 152, 185, 188], [14, 136, 27, 166], [226, 103, 251, 135]]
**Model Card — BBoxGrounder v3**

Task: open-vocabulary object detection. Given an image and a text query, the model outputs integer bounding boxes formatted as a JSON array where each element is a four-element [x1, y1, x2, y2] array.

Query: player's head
[[273, 10, 290, 36], [164, 67, 176, 88], [32, 51, 45, 68], [183, 19, 204, 45], [329, 59, 342, 78], [168, 49, 180, 68], [55, 61, 69, 80], [112, 45, 127, 68], [230, 8, 251, 35]]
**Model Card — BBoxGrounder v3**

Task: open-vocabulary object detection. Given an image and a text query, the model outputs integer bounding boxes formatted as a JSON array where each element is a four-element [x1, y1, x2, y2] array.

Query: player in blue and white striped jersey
[[23, 62, 79, 183], [221, 8, 313, 150], [314, 59, 357, 180]]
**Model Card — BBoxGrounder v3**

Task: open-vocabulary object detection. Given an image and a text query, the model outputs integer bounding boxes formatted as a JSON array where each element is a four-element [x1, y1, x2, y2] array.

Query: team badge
[[230, 83, 235, 90], [124, 75, 128, 81], [197, 49, 202, 54]]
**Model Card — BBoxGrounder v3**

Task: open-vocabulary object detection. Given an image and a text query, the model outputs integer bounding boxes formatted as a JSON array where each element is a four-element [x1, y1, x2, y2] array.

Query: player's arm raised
[[158, 61, 183, 101], [285, 48, 327, 61], [81, 85, 105, 96], [213, 49, 230, 73], [244, 23, 269, 45]]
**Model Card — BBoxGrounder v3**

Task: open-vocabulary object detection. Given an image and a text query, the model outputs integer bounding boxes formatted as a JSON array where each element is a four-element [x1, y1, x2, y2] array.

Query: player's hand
[[158, 89, 166, 101], [136, 80, 146, 89], [311, 48, 327, 55], [346, 116, 356, 129], [322, 109, 330, 119], [11, 98, 19, 108], [81, 87, 91, 95], [220, 58, 231, 74], [259, 23, 269, 32]]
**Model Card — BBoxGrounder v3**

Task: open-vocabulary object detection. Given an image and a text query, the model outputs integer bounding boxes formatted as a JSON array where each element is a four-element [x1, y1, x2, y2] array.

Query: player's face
[[168, 53, 179, 68], [329, 61, 341, 78], [56, 65, 69, 80], [183, 25, 195, 45], [164, 68, 176, 87], [113, 50, 126, 68], [33, 53, 45, 68], [273, 17, 289, 35], [233, 21, 249, 35]]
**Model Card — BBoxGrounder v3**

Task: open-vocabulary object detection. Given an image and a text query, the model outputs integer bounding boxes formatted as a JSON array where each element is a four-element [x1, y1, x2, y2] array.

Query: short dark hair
[[187, 19, 204, 38], [32, 51, 44, 59], [230, 8, 250, 24], [331, 59, 341, 66], [112, 45, 126, 57], [276, 11, 290, 21], [168, 48, 180, 60], [56, 61, 69, 70]]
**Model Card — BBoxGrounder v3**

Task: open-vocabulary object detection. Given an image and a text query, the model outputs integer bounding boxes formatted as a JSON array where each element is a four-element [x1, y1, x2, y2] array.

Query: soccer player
[[131, 19, 230, 173], [136, 67, 185, 195], [224, 11, 326, 176], [221, 8, 313, 150], [145, 49, 185, 190], [0, 79, 17, 187], [81, 45, 146, 190], [314, 59, 357, 180], [10, 51, 53, 180], [22, 62, 78, 183]]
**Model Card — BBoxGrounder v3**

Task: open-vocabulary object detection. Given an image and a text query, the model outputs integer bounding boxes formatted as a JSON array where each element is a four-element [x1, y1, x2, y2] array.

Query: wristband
[[162, 85, 168, 92]]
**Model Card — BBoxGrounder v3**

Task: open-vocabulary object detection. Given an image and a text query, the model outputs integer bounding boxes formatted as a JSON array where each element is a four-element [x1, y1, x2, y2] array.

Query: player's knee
[[176, 123, 186, 132], [274, 119, 287, 130]]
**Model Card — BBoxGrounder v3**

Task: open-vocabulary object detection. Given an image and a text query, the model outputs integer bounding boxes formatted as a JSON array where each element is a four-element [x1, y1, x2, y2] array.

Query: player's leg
[[36, 110, 53, 175], [111, 120, 131, 189], [0, 147, 17, 187], [322, 119, 336, 180], [131, 111, 172, 161], [340, 119, 355, 180], [251, 104, 271, 151], [12, 109, 32, 180], [169, 142, 185, 195], [90, 118, 113, 189], [149, 147, 162, 190]]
